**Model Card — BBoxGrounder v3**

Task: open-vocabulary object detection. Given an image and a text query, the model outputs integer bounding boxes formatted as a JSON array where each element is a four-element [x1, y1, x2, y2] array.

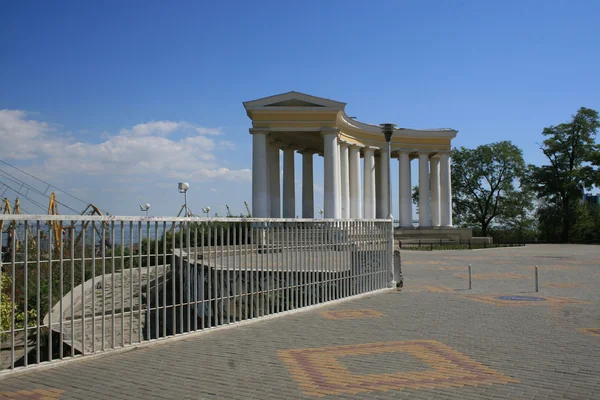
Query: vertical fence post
[[535, 265, 539, 292], [468, 264, 472, 290]]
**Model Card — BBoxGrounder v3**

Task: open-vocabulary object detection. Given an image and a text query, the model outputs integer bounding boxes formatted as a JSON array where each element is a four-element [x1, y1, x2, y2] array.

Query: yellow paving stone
[[278, 340, 517, 397], [579, 328, 600, 336]]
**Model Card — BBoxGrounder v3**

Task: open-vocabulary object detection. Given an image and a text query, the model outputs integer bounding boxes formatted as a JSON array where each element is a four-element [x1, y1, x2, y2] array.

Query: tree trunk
[[562, 196, 570, 243], [481, 221, 488, 237]]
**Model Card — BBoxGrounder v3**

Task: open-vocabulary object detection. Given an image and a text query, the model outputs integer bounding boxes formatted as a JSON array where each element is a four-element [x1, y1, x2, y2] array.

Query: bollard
[[535, 265, 539, 292], [468, 264, 472, 289]]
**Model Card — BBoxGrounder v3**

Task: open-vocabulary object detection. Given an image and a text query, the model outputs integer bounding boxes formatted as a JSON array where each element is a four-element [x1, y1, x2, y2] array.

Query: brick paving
[[1, 244, 599, 399]]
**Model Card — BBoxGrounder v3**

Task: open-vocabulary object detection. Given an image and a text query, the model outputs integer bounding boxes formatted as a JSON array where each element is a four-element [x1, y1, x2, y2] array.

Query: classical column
[[374, 154, 382, 218], [300, 150, 314, 218], [282, 147, 295, 218], [430, 157, 441, 227], [378, 150, 389, 219], [340, 143, 350, 219], [251, 131, 268, 218], [267, 142, 281, 218], [348, 145, 362, 218], [363, 147, 376, 219], [335, 139, 342, 218], [398, 152, 412, 227], [322, 130, 340, 218], [440, 153, 453, 227], [418, 153, 432, 227]]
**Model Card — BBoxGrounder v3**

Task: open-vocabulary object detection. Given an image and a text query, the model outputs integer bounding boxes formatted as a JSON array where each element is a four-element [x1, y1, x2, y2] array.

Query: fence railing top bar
[[0, 214, 392, 223]]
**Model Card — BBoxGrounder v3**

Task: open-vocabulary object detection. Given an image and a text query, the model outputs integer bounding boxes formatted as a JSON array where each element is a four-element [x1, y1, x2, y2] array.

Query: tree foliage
[[527, 107, 600, 242], [451, 141, 531, 237]]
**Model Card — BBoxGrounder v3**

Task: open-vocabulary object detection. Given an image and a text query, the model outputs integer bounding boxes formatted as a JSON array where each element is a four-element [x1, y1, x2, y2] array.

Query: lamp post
[[380, 123, 396, 289], [380, 123, 395, 220], [178, 182, 190, 217], [139, 203, 151, 217]]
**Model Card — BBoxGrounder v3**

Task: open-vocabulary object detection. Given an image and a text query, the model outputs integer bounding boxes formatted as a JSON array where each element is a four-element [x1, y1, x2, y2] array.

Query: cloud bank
[[0, 110, 250, 182]]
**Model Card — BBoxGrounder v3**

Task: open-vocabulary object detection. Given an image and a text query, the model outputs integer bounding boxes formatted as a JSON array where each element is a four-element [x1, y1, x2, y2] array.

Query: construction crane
[[47, 192, 63, 253], [226, 205, 232, 217], [1, 197, 35, 258], [73, 203, 106, 253], [244, 201, 251, 217]]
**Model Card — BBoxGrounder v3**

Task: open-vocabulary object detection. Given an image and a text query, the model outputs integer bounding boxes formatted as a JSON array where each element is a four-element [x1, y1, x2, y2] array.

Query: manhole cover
[[496, 296, 546, 301]]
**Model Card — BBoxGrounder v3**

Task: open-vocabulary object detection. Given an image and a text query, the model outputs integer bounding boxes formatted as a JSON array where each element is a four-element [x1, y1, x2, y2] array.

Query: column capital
[[268, 139, 284, 148], [363, 145, 379, 152], [249, 128, 268, 135], [297, 148, 317, 155], [348, 143, 364, 149], [320, 127, 340, 137]]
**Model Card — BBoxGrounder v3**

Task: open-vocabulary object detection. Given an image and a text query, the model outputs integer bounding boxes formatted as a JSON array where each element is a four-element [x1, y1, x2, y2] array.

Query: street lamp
[[380, 123, 396, 289], [178, 182, 190, 217], [139, 203, 151, 217], [379, 123, 395, 220], [319, 209, 324, 219]]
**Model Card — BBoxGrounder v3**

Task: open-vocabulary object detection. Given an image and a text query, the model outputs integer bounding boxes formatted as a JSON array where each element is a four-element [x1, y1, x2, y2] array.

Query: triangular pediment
[[267, 99, 325, 107], [243, 91, 346, 110]]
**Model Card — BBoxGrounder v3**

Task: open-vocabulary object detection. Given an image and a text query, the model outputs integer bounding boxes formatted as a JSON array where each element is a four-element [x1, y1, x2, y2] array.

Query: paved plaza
[[1, 244, 599, 399]]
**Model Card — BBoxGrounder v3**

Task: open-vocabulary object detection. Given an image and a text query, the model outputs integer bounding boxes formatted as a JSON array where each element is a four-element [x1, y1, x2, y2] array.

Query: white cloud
[[0, 109, 61, 160], [195, 126, 223, 135], [209, 188, 217, 192], [0, 110, 249, 184], [219, 140, 236, 150], [118, 121, 223, 137]]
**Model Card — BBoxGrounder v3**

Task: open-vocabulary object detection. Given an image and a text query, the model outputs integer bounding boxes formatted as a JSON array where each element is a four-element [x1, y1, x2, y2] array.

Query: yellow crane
[[47, 192, 63, 253], [0, 197, 34, 256]]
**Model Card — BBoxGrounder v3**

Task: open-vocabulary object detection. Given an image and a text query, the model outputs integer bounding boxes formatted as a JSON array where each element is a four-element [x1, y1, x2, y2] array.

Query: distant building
[[583, 193, 600, 206]]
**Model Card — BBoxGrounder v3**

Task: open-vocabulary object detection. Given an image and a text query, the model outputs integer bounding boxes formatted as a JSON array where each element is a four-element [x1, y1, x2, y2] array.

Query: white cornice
[[338, 113, 458, 138]]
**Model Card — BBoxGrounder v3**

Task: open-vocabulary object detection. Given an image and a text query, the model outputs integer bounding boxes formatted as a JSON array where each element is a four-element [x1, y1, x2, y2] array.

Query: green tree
[[451, 141, 531, 237], [527, 107, 600, 242]]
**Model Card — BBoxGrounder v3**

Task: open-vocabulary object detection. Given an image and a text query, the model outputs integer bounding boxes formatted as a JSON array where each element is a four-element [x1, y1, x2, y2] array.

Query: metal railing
[[397, 239, 525, 251], [0, 215, 393, 373]]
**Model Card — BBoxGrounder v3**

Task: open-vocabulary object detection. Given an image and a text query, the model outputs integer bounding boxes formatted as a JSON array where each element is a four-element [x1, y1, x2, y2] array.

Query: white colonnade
[[251, 129, 453, 227]]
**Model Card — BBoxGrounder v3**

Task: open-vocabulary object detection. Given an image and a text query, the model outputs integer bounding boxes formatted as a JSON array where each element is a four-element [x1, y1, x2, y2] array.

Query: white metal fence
[[0, 215, 394, 373]]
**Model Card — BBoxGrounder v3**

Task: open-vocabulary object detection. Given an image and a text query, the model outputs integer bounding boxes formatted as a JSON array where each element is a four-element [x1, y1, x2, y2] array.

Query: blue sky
[[1, 1, 599, 217]]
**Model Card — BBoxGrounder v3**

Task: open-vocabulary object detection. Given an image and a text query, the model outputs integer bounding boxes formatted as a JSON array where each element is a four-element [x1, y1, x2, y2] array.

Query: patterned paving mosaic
[[543, 283, 586, 288], [464, 295, 589, 307], [320, 309, 384, 320], [0, 389, 64, 399], [579, 328, 600, 336], [278, 340, 518, 397]]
